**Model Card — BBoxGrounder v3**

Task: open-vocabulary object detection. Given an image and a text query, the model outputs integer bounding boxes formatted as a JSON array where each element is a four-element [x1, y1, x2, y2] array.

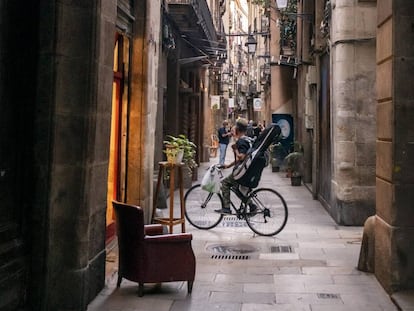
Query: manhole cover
[[206, 243, 259, 255]]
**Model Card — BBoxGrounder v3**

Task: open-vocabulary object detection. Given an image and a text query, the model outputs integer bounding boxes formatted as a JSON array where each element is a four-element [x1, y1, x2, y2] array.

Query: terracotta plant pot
[[291, 175, 302, 186]]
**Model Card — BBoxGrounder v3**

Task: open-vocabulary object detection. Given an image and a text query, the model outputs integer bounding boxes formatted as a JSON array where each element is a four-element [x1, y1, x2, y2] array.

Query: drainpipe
[[202, 65, 211, 162]]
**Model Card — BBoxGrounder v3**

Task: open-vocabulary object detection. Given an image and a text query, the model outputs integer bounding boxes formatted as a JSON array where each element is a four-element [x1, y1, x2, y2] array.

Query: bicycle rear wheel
[[184, 184, 224, 229], [245, 188, 288, 236]]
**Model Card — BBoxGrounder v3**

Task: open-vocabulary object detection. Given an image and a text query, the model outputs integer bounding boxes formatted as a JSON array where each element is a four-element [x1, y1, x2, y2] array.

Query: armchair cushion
[[144, 224, 164, 236]]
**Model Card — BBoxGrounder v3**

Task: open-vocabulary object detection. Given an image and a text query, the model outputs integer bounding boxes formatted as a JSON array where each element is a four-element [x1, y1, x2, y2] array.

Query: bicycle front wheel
[[245, 188, 288, 236], [184, 184, 224, 229]]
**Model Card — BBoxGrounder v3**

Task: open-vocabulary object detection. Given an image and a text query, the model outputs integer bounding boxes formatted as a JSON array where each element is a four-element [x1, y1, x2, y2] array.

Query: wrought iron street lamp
[[275, 0, 288, 9], [222, 71, 229, 81], [245, 34, 257, 55]]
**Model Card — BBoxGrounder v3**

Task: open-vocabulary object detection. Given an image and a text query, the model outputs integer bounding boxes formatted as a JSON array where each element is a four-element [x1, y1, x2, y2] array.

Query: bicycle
[[184, 165, 288, 236]]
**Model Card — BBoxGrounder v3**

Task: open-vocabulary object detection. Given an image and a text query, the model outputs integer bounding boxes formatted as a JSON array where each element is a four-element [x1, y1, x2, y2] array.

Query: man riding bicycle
[[215, 117, 255, 215]]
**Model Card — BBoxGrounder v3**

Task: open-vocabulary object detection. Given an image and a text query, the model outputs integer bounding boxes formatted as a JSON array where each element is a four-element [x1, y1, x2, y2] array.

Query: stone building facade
[[375, 0, 414, 294], [291, 0, 377, 226], [280, 0, 414, 295], [0, 0, 226, 309], [2, 0, 413, 309], [0, 0, 162, 309], [324, 0, 377, 225]]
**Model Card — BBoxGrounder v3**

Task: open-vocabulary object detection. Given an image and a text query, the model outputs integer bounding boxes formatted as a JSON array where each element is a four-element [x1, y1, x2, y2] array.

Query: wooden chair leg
[[138, 283, 144, 297], [187, 281, 194, 294]]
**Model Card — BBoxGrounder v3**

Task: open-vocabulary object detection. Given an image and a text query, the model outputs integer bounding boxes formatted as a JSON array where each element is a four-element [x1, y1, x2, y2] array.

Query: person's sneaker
[[248, 203, 258, 215], [215, 208, 231, 215]]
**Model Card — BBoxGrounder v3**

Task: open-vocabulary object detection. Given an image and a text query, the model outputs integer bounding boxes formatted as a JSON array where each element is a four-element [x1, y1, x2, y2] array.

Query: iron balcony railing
[[167, 0, 217, 46]]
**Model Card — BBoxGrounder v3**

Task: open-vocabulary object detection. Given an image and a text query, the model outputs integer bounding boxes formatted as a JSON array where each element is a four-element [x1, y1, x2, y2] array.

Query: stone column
[[330, 0, 377, 224], [126, 0, 161, 223], [33, 1, 115, 309], [375, 0, 414, 293]]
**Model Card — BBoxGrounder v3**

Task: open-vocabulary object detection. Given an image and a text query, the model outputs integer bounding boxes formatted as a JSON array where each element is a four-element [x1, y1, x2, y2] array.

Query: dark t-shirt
[[236, 136, 251, 155], [232, 136, 251, 171], [218, 127, 230, 145], [253, 127, 261, 138]]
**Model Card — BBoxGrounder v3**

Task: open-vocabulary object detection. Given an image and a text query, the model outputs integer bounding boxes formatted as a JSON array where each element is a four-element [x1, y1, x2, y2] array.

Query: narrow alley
[[2, 1, 414, 310], [88, 151, 397, 311]]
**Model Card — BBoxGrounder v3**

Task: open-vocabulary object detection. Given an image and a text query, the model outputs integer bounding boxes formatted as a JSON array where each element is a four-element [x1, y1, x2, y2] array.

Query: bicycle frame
[[228, 186, 250, 218], [215, 166, 253, 218]]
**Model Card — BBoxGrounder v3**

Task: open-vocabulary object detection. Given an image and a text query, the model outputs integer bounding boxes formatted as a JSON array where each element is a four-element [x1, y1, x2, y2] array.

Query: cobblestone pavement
[[88, 147, 398, 311]]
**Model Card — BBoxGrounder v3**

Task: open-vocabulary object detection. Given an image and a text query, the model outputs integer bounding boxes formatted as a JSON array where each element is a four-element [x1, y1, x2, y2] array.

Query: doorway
[[106, 33, 129, 244]]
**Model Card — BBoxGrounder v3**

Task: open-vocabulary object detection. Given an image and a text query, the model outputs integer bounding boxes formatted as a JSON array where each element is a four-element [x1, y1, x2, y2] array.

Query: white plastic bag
[[201, 165, 221, 193]]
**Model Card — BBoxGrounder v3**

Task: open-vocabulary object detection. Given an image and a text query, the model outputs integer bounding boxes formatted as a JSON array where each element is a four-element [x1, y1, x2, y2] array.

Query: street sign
[[253, 98, 262, 111]]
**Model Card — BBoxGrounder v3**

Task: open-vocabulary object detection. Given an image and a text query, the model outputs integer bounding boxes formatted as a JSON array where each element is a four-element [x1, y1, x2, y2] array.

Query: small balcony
[[167, 0, 218, 54]]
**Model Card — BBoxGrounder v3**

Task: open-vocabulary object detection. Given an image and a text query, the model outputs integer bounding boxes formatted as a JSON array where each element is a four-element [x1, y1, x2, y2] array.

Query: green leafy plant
[[163, 134, 197, 177], [270, 142, 286, 158], [252, 0, 270, 6], [280, 0, 298, 52], [284, 141, 304, 178], [269, 142, 287, 172]]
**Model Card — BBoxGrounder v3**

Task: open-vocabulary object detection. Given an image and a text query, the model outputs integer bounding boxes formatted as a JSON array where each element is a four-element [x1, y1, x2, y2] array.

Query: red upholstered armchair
[[112, 201, 196, 296]]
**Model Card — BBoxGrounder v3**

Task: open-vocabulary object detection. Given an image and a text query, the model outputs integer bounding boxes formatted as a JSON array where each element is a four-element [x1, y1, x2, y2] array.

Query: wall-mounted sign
[[211, 95, 220, 109], [253, 98, 262, 111], [228, 98, 234, 108]]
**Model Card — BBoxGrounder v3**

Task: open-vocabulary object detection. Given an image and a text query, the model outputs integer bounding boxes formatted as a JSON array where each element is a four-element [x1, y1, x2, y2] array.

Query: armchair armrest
[[144, 224, 164, 236], [144, 233, 193, 244], [143, 233, 196, 284]]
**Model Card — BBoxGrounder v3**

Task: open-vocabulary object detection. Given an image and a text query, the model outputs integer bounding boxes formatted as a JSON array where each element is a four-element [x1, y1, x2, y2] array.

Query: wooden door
[[106, 34, 124, 244]]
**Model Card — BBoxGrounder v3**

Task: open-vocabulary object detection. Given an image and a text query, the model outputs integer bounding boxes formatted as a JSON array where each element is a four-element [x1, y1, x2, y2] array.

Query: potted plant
[[284, 141, 304, 186], [269, 142, 287, 172], [163, 134, 198, 187], [163, 135, 184, 164]]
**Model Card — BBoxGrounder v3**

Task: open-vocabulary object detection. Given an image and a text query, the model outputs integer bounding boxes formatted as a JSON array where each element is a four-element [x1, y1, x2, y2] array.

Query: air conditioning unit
[[305, 99, 314, 129]]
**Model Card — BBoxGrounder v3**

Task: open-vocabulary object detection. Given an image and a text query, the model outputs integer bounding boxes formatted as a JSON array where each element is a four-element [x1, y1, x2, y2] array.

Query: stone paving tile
[[332, 273, 378, 284], [274, 274, 334, 287], [171, 300, 242, 311], [241, 303, 311, 311], [302, 283, 387, 295], [245, 266, 302, 275], [215, 273, 274, 284], [259, 252, 300, 260], [310, 305, 394, 311], [88, 288, 174, 311], [195, 272, 217, 282], [243, 283, 276, 293], [193, 282, 243, 294], [210, 291, 276, 304], [341, 293, 398, 310], [296, 248, 326, 260], [392, 290, 414, 311], [302, 266, 361, 275], [275, 292, 343, 306]]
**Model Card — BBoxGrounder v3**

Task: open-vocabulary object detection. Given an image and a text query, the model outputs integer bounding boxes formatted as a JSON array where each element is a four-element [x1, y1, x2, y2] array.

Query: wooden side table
[[152, 161, 186, 233]]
